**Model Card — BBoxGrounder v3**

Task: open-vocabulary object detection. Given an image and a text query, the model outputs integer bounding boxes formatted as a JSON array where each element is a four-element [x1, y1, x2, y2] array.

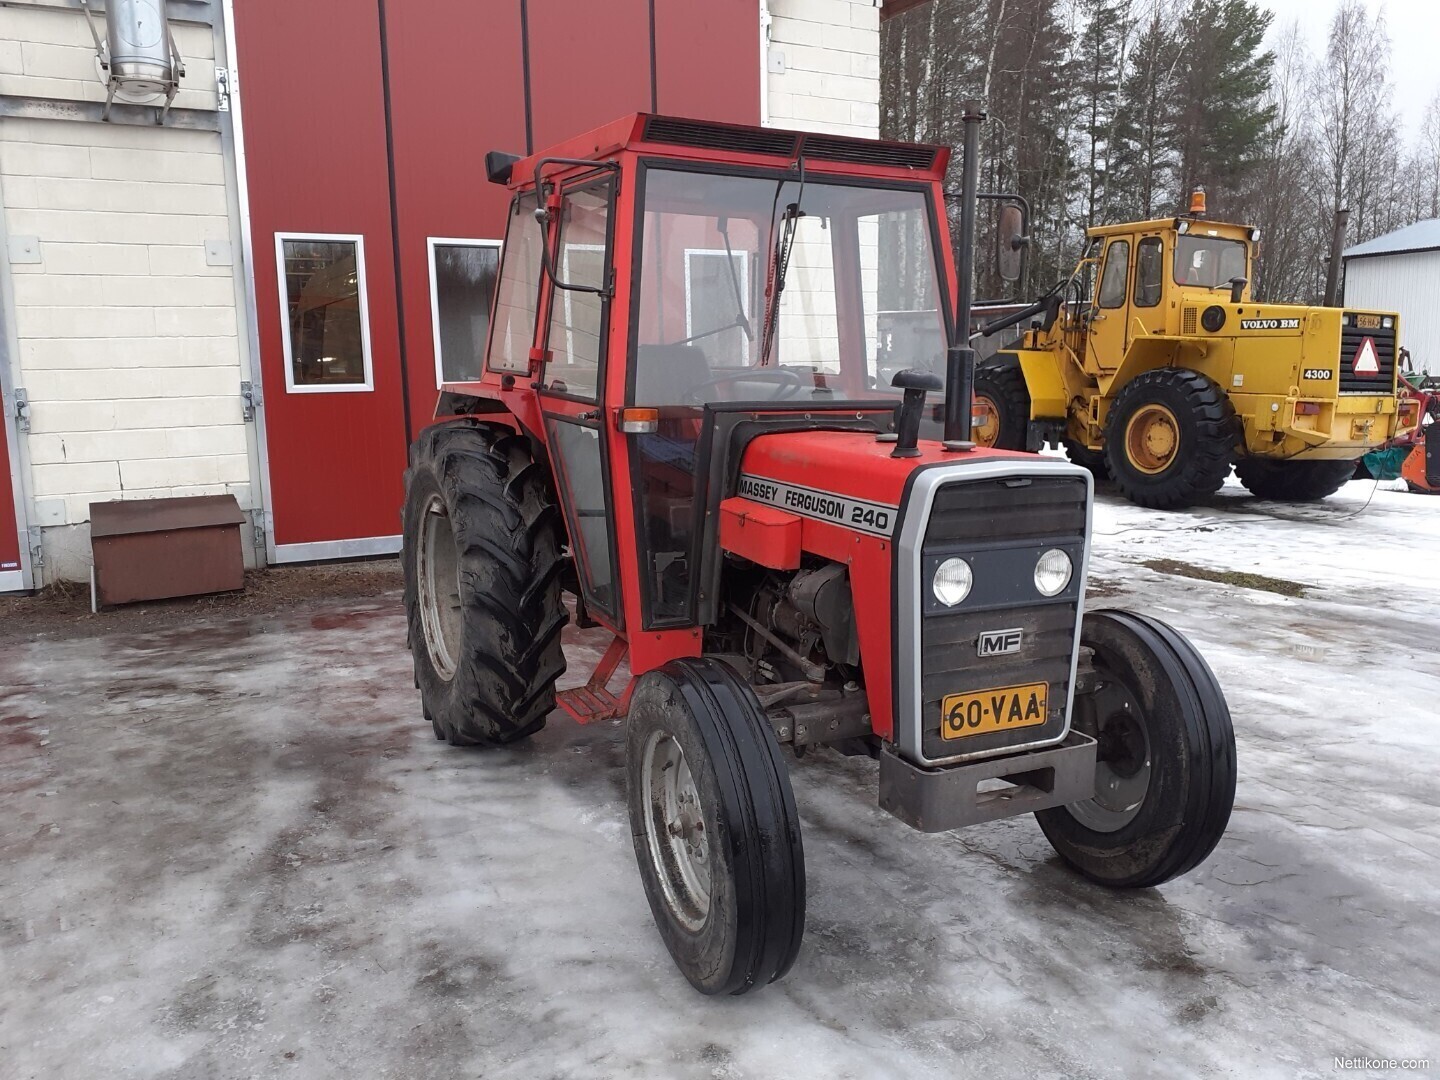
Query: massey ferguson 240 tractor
[[402, 114, 1236, 995], [970, 193, 1420, 510]]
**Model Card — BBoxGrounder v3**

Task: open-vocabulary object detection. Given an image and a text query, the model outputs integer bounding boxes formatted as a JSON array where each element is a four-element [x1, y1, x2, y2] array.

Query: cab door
[[1085, 236, 1132, 373], [535, 172, 624, 629]]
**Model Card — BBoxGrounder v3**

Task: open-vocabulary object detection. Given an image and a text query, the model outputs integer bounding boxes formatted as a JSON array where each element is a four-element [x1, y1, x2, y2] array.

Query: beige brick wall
[[0, 3, 249, 581], [766, 0, 880, 138]]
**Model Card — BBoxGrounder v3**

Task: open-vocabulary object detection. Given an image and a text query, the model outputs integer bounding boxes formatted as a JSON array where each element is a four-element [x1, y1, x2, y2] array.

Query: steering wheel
[[685, 366, 804, 404]]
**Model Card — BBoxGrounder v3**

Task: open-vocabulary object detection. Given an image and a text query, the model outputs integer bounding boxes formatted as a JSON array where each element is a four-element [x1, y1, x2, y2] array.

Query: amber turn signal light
[[618, 407, 660, 434]]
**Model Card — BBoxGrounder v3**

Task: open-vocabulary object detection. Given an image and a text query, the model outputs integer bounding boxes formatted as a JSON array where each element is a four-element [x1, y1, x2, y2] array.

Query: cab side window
[[1097, 239, 1130, 309], [1133, 237, 1163, 308]]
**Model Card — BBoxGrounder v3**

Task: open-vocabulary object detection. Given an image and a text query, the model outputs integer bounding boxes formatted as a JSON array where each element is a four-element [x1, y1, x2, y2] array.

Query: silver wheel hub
[[416, 494, 462, 681], [1068, 685, 1152, 833], [641, 730, 711, 931]]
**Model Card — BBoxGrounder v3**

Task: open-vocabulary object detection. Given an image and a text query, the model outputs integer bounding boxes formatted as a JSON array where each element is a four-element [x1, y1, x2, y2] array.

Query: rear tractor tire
[[1037, 610, 1236, 889], [402, 421, 568, 746], [626, 657, 806, 995], [1104, 368, 1238, 510], [1235, 458, 1356, 502], [972, 360, 1031, 451]]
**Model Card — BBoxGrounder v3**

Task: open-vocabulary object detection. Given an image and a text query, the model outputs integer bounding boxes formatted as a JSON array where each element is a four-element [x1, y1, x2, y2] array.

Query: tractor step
[[556, 684, 625, 723], [556, 635, 629, 723]]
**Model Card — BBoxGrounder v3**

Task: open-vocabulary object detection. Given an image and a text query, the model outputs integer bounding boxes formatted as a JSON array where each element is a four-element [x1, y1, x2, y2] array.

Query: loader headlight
[[1382, 316, 1394, 329], [1034, 548, 1073, 597], [932, 558, 973, 607]]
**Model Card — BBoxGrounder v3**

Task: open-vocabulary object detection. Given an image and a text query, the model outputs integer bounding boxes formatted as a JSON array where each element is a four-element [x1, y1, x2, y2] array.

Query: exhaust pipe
[[943, 105, 986, 451]]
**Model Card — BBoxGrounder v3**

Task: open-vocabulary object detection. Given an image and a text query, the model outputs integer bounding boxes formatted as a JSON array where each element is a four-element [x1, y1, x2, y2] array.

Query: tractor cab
[[443, 115, 955, 651], [1061, 197, 1256, 378]]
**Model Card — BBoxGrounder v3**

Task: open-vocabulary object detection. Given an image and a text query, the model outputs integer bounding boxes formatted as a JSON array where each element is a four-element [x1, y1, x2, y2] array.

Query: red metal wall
[[0, 420, 20, 575], [234, 0, 761, 551], [234, 0, 407, 548]]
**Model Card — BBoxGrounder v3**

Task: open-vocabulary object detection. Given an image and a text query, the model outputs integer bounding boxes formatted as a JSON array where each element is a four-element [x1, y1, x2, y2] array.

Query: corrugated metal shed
[[1343, 219, 1440, 372]]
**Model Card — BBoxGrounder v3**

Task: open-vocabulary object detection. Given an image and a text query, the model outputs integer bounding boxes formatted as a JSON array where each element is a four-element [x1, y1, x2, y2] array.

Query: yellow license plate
[[1356, 314, 1382, 329], [941, 682, 1049, 740]]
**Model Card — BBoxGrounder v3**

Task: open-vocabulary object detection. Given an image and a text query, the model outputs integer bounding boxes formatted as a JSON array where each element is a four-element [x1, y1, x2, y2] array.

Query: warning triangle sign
[[1353, 336, 1381, 376]]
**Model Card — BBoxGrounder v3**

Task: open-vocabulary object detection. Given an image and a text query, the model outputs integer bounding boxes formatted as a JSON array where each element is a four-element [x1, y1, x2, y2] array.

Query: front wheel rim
[[641, 729, 711, 932], [1124, 403, 1181, 474], [1067, 674, 1152, 833], [417, 494, 462, 681]]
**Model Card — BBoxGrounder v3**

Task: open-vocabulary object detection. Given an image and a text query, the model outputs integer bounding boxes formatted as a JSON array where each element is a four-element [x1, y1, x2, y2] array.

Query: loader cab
[[1070, 216, 1254, 371], [458, 116, 956, 652]]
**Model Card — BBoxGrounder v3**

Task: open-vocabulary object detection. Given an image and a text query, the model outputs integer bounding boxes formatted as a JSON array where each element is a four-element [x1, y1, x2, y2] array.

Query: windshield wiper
[[758, 155, 806, 366]]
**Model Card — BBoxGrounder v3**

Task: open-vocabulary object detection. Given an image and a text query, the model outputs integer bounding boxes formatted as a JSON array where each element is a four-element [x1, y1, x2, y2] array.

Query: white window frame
[[274, 231, 375, 394], [684, 248, 750, 345], [559, 241, 607, 371], [427, 237, 502, 389]]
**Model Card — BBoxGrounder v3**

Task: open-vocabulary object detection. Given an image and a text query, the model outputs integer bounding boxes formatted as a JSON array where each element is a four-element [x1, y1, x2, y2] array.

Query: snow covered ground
[[1, 477, 1437, 1079]]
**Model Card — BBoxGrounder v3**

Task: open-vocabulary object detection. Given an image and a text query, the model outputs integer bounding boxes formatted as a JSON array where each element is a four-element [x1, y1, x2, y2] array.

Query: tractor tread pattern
[[973, 358, 1032, 451], [403, 420, 568, 747], [1235, 458, 1356, 502], [1105, 368, 1238, 510]]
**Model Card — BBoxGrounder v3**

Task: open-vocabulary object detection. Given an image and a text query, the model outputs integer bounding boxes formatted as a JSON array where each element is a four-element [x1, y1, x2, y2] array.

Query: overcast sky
[[1257, 0, 1438, 139]]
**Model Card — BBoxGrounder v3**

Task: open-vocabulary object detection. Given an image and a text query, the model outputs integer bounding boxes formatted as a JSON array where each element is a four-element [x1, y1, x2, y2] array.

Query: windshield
[[632, 167, 947, 405], [1174, 235, 1247, 288]]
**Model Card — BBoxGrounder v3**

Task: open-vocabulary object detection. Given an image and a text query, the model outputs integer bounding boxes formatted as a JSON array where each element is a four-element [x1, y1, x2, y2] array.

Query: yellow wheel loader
[[970, 192, 1422, 510]]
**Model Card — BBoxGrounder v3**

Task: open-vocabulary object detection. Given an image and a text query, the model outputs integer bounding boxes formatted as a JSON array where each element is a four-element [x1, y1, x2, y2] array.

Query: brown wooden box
[[90, 495, 246, 607]]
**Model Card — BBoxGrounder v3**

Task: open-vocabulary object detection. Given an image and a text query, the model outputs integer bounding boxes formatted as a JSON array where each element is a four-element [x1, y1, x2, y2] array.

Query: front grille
[[1182, 306, 1198, 335], [1339, 315, 1397, 393], [926, 475, 1087, 546], [915, 475, 1087, 763]]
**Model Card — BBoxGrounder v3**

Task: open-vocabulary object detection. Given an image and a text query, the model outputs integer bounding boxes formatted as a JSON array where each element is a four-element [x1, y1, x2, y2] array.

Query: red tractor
[[402, 114, 1236, 995]]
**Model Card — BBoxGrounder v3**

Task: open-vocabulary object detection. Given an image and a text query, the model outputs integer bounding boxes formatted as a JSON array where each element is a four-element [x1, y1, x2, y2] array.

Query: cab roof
[[503, 113, 951, 189], [1086, 215, 1255, 239]]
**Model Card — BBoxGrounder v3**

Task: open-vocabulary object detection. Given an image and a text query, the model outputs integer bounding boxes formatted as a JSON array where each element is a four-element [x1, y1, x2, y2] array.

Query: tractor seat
[[634, 344, 712, 406]]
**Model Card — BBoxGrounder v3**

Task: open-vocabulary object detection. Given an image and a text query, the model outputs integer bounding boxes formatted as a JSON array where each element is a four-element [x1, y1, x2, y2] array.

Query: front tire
[[402, 421, 568, 746], [1036, 609, 1236, 888], [972, 360, 1030, 451], [1105, 369, 1237, 510], [627, 658, 805, 995], [1235, 458, 1356, 501]]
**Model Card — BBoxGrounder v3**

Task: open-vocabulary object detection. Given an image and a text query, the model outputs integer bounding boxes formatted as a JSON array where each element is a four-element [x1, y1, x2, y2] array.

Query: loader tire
[[972, 360, 1030, 451], [1235, 458, 1356, 502], [1063, 439, 1110, 481], [1105, 369, 1237, 510], [403, 420, 567, 746]]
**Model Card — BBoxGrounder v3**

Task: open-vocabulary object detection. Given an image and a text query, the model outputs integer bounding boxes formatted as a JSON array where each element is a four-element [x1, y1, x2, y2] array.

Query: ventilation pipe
[[81, 0, 187, 124]]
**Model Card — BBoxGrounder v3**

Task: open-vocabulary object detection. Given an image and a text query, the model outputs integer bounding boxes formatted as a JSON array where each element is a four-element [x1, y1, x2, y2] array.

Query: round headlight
[[932, 557, 973, 607], [1034, 548, 1073, 597], [1201, 305, 1226, 332]]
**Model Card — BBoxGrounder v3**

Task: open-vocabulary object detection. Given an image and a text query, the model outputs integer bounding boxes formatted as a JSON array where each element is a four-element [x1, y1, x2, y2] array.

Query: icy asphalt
[[1, 477, 1437, 1080]]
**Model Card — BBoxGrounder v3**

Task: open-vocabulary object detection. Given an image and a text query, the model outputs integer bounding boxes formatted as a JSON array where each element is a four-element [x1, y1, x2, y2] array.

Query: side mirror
[[996, 204, 1027, 283], [1228, 276, 1247, 304]]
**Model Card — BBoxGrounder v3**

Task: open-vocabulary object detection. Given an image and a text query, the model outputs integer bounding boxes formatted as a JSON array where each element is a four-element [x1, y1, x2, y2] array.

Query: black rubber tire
[[1063, 438, 1111, 480], [1037, 609, 1236, 889], [626, 657, 805, 996], [1104, 368, 1238, 510], [1235, 458, 1357, 502], [972, 360, 1031, 451], [402, 420, 567, 746]]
